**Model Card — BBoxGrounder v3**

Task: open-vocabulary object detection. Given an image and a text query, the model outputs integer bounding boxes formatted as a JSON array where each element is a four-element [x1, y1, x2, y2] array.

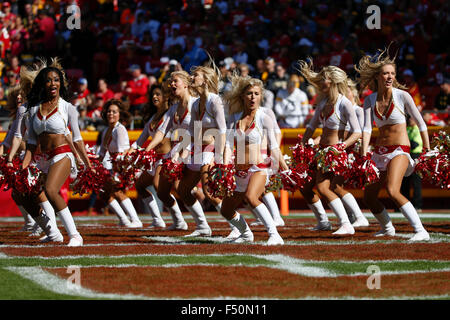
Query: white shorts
[[186, 151, 215, 172], [235, 164, 270, 193], [36, 152, 77, 179], [372, 145, 415, 177]]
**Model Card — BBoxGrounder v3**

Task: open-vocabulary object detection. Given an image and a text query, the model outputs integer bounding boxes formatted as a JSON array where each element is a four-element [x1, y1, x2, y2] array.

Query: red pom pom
[[415, 149, 450, 189], [127, 148, 158, 172], [280, 163, 312, 192], [346, 154, 380, 189], [160, 158, 184, 183], [289, 135, 317, 170], [206, 164, 236, 199], [109, 153, 142, 190], [70, 164, 111, 195], [0, 156, 22, 191], [14, 164, 44, 195], [314, 143, 349, 178]]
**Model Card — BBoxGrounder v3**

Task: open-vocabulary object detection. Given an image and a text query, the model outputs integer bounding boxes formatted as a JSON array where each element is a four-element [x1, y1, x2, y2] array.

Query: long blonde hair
[[223, 73, 264, 115], [347, 79, 360, 106], [354, 47, 407, 93], [190, 55, 221, 94], [6, 85, 22, 118], [168, 70, 197, 100], [297, 59, 349, 107]]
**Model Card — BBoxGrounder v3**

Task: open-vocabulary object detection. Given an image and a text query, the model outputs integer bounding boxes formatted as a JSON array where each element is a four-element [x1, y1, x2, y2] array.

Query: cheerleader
[[298, 60, 362, 235], [0, 86, 41, 234], [3, 61, 63, 242], [98, 99, 143, 228], [146, 71, 199, 232], [355, 49, 430, 241], [259, 106, 285, 227], [127, 83, 176, 229], [332, 79, 370, 227], [174, 63, 228, 237], [22, 61, 93, 247], [221, 75, 289, 245], [248, 106, 285, 228]]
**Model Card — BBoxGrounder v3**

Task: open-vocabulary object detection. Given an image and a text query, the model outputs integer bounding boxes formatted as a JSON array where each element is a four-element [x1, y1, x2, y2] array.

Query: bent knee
[[244, 193, 260, 208], [44, 186, 60, 199]]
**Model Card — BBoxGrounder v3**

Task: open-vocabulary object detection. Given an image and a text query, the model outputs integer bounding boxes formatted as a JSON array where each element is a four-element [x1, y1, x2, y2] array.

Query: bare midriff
[[235, 143, 264, 171], [154, 137, 172, 155], [38, 133, 67, 153], [320, 127, 340, 146], [376, 123, 410, 147]]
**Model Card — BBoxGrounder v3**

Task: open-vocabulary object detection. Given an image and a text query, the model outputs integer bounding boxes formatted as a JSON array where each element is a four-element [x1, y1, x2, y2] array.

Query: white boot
[[184, 200, 211, 237], [373, 209, 396, 237], [143, 194, 166, 228], [166, 195, 188, 230], [228, 212, 254, 243], [341, 193, 369, 227], [308, 200, 332, 231], [108, 199, 132, 227], [329, 198, 355, 235], [34, 213, 63, 243], [262, 192, 285, 227], [120, 198, 143, 228], [18, 205, 36, 231], [253, 204, 284, 245], [57, 207, 83, 247], [399, 202, 430, 241]]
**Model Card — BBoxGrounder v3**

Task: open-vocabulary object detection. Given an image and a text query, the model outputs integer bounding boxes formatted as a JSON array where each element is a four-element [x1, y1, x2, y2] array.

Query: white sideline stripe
[[5, 266, 149, 300], [39, 264, 449, 277], [1, 212, 449, 223], [4, 255, 449, 278]]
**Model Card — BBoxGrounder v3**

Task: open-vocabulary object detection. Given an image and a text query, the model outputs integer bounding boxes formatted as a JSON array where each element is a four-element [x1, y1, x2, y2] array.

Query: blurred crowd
[[0, 0, 448, 132]]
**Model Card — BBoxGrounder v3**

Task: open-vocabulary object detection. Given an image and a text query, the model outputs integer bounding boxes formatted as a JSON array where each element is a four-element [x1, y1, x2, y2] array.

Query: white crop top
[[344, 104, 364, 132], [307, 94, 361, 133], [26, 98, 82, 145], [261, 107, 281, 134], [131, 112, 171, 149], [1, 105, 27, 148], [158, 96, 197, 154], [226, 108, 279, 151], [99, 122, 130, 157], [363, 87, 427, 133], [190, 92, 227, 134], [159, 96, 197, 136]]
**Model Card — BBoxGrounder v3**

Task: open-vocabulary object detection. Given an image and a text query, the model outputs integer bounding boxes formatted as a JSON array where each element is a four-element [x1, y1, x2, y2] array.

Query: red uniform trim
[[374, 145, 410, 155]]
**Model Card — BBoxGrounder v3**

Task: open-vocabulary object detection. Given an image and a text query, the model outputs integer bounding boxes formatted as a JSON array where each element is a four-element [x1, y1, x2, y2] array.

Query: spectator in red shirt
[[1, 2, 16, 25], [95, 78, 114, 103], [36, 9, 55, 52], [74, 78, 90, 107], [327, 36, 353, 74], [403, 69, 423, 112], [123, 64, 150, 116]]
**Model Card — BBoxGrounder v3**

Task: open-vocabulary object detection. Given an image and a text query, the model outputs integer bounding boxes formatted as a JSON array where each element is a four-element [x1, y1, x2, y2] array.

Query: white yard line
[[5, 266, 149, 300]]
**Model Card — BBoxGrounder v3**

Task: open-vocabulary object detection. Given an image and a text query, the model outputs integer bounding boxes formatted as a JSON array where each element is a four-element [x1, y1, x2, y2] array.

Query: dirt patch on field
[[1, 220, 448, 246], [47, 266, 450, 299], [3, 242, 449, 261]]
